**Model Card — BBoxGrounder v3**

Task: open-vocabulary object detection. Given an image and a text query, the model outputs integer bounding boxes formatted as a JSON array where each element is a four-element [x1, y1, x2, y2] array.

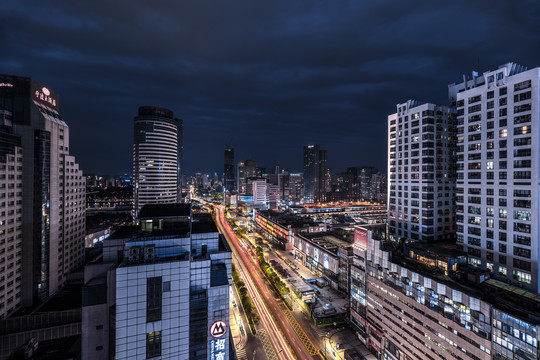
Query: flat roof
[[138, 203, 191, 219]]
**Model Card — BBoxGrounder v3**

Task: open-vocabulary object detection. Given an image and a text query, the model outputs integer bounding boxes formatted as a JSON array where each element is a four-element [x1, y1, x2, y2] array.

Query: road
[[214, 205, 318, 360]]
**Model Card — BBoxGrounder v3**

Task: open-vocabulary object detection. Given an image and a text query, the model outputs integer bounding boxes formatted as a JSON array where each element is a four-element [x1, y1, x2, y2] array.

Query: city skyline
[[4, 1, 540, 175]]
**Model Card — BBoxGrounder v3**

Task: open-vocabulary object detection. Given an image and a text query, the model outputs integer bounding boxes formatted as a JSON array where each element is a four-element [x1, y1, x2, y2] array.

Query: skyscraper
[[237, 159, 260, 195], [303, 144, 327, 203], [453, 63, 540, 291], [133, 106, 182, 218], [388, 100, 456, 243], [0, 75, 86, 311], [223, 148, 235, 192]]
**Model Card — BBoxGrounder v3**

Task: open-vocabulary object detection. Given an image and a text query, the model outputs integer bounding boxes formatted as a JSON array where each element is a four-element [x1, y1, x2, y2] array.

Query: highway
[[214, 205, 317, 360]]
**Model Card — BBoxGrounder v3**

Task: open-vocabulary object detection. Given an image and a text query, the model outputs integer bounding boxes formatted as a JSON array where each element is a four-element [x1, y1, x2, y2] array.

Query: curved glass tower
[[133, 106, 182, 219]]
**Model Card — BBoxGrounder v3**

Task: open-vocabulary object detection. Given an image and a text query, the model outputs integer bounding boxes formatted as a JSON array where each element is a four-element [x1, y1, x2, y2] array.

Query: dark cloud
[[2, 0, 540, 175]]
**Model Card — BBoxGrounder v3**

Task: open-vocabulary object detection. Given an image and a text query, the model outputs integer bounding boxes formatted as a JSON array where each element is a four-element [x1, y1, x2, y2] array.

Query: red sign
[[210, 320, 227, 338], [354, 227, 368, 248]]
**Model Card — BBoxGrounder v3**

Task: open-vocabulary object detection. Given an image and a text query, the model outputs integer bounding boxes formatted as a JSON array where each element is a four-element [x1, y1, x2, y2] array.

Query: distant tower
[[303, 144, 327, 203], [133, 106, 181, 219], [178, 116, 183, 198], [224, 148, 235, 192]]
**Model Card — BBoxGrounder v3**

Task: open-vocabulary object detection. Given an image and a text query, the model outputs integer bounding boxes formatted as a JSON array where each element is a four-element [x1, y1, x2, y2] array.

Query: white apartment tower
[[454, 63, 540, 292], [133, 106, 182, 219], [0, 110, 23, 319], [388, 100, 457, 243], [0, 75, 86, 309]]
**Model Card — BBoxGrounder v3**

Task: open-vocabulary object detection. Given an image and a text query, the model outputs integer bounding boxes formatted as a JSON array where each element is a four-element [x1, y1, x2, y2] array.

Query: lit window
[[146, 331, 162, 358]]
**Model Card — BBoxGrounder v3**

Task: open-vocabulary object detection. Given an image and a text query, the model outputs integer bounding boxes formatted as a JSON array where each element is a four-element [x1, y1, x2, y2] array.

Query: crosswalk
[[280, 303, 319, 356], [258, 329, 279, 360]]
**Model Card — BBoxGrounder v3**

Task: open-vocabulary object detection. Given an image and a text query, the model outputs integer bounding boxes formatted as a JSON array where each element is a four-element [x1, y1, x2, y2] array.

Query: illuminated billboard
[[31, 79, 59, 110], [354, 227, 368, 248]]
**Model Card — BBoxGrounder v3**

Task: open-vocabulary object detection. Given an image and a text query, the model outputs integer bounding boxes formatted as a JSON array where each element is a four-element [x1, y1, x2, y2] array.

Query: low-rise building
[[254, 210, 327, 250], [350, 226, 540, 360], [293, 231, 354, 293]]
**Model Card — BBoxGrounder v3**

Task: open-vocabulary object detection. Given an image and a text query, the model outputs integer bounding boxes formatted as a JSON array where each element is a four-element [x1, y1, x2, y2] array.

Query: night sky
[[2, 1, 540, 176]]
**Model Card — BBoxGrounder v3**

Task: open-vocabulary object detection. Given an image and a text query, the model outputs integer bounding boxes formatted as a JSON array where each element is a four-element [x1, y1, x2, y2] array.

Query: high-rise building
[[133, 106, 182, 218], [388, 100, 457, 243], [248, 178, 267, 206], [223, 148, 235, 192], [453, 63, 540, 291], [0, 75, 86, 310], [82, 204, 231, 360], [0, 110, 23, 319], [370, 172, 387, 203], [303, 144, 327, 203], [237, 159, 260, 195]]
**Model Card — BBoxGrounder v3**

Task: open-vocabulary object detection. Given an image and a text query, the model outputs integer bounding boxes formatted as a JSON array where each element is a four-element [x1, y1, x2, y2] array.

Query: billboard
[[354, 227, 368, 248]]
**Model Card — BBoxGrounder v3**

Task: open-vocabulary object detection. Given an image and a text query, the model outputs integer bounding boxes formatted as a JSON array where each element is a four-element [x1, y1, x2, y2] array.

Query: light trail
[[214, 205, 316, 360]]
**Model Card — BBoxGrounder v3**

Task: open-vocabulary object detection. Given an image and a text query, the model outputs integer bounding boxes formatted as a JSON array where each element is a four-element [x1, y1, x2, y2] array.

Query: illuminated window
[[146, 331, 162, 358], [499, 129, 507, 138]]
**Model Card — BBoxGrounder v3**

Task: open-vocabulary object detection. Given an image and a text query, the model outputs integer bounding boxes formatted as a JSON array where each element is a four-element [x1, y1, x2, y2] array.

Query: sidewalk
[[238, 217, 377, 360], [267, 242, 377, 360]]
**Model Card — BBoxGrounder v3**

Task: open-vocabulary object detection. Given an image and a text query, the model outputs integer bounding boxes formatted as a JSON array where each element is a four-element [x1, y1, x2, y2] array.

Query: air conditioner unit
[[144, 245, 155, 261], [126, 247, 140, 262]]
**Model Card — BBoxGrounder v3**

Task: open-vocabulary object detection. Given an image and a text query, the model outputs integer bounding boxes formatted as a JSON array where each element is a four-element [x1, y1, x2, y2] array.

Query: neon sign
[[209, 320, 227, 360]]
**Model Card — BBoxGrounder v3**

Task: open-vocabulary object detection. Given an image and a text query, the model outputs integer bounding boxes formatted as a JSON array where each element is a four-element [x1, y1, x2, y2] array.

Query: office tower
[[303, 144, 327, 203], [370, 172, 387, 203], [0, 110, 22, 318], [178, 117, 184, 193], [267, 184, 280, 210], [346, 166, 377, 201], [223, 148, 235, 192], [247, 178, 267, 207], [388, 100, 456, 243], [133, 106, 182, 218], [454, 63, 540, 291], [0, 75, 86, 309], [237, 159, 260, 195], [82, 204, 231, 360], [359, 166, 376, 200]]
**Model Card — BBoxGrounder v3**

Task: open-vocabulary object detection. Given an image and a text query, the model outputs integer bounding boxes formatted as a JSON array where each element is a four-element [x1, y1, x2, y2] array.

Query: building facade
[[82, 204, 231, 360], [133, 106, 182, 218], [0, 75, 86, 310], [0, 110, 22, 319], [350, 226, 540, 360], [223, 148, 235, 192], [388, 100, 457, 243], [453, 63, 540, 292], [303, 144, 327, 203], [237, 159, 260, 195]]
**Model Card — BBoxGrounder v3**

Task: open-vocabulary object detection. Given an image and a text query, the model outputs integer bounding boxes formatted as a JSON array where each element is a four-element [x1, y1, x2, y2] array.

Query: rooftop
[[380, 238, 540, 323], [138, 203, 191, 219], [192, 213, 218, 233], [257, 210, 321, 228]]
